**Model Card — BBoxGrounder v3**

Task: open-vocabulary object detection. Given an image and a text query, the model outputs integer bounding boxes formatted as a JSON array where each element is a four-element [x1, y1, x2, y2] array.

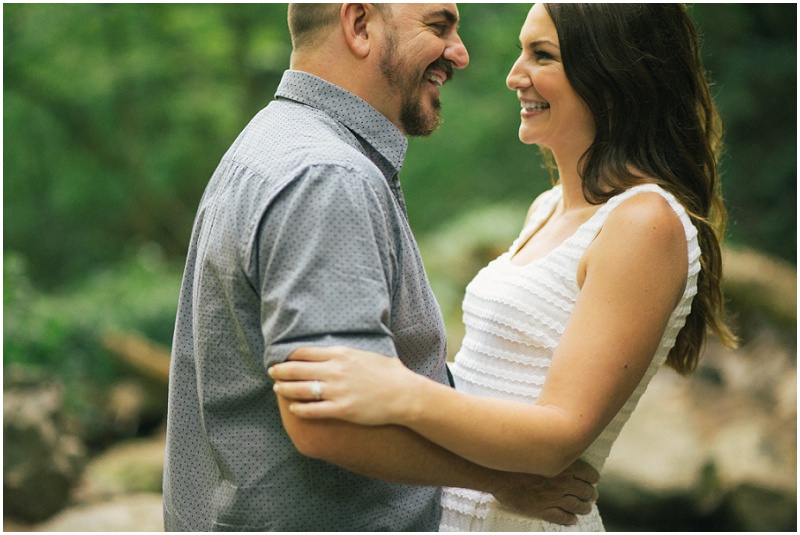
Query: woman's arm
[[272, 193, 688, 477], [276, 394, 599, 524]]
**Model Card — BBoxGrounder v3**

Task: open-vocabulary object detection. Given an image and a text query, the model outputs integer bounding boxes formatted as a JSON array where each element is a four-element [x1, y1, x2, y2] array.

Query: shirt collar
[[275, 70, 408, 176]]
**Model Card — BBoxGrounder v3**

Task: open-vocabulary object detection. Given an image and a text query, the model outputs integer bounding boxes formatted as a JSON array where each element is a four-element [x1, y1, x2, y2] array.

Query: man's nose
[[445, 35, 469, 69]]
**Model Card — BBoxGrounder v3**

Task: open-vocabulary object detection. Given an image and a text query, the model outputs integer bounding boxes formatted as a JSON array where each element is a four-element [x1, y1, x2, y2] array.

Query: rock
[[726, 483, 798, 532], [3, 368, 86, 522], [35, 494, 164, 532], [73, 434, 165, 503], [591, 246, 797, 531], [26, 436, 166, 532], [600, 335, 796, 531], [598, 371, 714, 530]]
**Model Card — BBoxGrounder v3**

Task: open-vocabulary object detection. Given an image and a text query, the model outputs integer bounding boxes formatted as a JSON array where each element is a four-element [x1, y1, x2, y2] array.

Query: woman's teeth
[[521, 100, 550, 111]]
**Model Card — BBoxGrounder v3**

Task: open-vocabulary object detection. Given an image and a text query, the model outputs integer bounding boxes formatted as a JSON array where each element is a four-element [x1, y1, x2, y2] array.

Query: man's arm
[[278, 395, 488, 487], [258, 166, 597, 523], [277, 395, 598, 524]]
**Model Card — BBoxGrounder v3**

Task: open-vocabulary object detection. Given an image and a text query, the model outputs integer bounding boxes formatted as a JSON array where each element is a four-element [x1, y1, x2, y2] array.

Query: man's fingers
[[537, 508, 577, 526], [569, 459, 601, 484], [570, 480, 599, 502], [557, 495, 593, 516]]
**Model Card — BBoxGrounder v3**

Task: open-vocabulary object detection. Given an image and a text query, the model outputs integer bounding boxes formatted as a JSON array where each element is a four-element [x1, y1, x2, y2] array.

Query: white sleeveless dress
[[439, 184, 701, 532]]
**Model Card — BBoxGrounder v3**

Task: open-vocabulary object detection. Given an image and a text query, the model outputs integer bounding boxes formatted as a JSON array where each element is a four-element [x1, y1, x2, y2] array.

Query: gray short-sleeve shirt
[[162, 70, 449, 531]]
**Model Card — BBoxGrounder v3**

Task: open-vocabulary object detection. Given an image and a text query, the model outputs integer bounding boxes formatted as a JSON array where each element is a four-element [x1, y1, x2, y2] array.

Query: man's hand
[[490, 459, 600, 525]]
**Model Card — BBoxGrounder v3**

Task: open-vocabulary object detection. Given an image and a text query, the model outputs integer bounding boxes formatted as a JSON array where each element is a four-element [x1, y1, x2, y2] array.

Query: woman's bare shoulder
[[586, 190, 688, 288], [604, 190, 686, 246]]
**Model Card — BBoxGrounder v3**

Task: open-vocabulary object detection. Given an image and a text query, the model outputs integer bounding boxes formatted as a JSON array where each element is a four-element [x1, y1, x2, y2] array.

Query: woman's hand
[[268, 346, 422, 426]]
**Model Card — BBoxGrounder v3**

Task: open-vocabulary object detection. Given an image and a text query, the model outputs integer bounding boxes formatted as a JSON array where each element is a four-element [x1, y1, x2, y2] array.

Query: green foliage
[[3, 4, 796, 294], [4, 4, 291, 288], [690, 4, 797, 261], [403, 4, 797, 264], [3, 248, 181, 438], [403, 3, 551, 235], [4, 4, 794, 427]]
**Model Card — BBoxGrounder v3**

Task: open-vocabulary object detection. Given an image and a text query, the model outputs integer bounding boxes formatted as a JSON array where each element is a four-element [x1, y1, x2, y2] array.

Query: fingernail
[[267, 367, 274, 377], [273, 383, 280, 393]]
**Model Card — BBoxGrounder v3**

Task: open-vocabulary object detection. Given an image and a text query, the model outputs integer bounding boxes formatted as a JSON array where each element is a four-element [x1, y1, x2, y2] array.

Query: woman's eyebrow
[[525, 39, 560, 49]]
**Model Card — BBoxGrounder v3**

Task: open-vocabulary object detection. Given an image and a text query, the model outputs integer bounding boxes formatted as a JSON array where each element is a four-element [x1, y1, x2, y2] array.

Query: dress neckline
[[508, 186, 604, 269], [506, 184, 672, 269]]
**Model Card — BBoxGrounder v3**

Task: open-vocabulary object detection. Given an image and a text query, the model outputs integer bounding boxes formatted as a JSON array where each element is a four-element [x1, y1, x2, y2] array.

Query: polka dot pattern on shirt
[[163, 70, 448, 531]]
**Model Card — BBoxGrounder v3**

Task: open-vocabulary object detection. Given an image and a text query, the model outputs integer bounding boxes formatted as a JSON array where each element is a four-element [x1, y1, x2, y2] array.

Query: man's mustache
[[427, 58, 454, 83]]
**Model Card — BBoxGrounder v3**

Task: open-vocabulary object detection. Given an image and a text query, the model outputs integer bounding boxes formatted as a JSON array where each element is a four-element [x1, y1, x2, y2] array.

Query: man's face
[[379, 4, 469, 137]]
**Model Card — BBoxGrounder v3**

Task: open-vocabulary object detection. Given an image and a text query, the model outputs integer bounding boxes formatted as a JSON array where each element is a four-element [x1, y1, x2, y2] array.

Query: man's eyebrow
[[428, 8, 458, 26]]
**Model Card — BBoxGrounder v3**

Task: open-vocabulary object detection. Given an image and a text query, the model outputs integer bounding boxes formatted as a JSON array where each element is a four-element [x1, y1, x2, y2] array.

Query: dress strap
[[574, 184, 702, 291], [580, 184, 697, 241], [509, 186, 563, 255]]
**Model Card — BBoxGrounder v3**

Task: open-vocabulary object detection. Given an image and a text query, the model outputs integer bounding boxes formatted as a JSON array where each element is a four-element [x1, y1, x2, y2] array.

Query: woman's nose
[[506, 56, 530, 90]]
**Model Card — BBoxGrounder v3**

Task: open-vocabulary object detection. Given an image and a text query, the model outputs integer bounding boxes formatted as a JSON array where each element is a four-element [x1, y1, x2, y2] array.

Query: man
[[163, 4, 598, 531]]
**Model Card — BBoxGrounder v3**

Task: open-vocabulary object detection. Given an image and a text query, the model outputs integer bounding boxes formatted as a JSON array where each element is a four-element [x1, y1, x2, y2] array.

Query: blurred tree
[[403, 3, 797, 264], [691, 3, 797, 261], [402, 4, 542, 235], [3, 4, 796, 291], [4, 4, 291, 287]]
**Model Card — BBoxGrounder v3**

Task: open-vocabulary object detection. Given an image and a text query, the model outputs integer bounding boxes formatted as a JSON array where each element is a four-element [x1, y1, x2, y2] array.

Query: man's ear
[[340, 3, 379, 59]]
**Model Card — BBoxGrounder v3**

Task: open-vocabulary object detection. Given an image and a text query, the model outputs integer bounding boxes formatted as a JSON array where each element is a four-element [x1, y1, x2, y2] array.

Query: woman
[[270, 4, 737, 531]]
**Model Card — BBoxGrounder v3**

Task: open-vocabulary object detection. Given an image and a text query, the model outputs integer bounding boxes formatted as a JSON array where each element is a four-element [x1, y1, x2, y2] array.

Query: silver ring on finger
[[310, 380, 323, 401]]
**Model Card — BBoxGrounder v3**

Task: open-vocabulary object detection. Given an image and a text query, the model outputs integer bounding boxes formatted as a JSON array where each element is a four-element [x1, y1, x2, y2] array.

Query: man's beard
[[380, 32, 450, 137]]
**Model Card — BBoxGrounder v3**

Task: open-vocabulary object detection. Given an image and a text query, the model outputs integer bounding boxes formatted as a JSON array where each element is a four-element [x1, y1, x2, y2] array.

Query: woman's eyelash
[[517, 44, 554, 60]]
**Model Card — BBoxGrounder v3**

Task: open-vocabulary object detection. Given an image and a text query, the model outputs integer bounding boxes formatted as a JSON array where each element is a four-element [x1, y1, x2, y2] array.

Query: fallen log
[[101, 331, 170, 386], [722, 245, 796, 328]]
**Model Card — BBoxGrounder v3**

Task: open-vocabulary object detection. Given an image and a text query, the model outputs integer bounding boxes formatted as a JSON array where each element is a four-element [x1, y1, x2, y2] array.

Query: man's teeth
[[425, 73, 444, 87], [521, 101, 550, 111]]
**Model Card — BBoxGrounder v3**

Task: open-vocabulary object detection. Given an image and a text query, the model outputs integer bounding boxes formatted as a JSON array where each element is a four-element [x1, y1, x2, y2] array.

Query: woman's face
[[506, 3, 594, 157]]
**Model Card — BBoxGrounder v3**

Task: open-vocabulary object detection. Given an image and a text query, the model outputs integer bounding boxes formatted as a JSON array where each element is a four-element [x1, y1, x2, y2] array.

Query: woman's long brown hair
[[543, 3, 738, 374]]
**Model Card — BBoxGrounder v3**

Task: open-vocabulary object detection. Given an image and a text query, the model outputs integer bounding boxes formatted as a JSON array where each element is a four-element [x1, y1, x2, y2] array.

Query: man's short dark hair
[[288, 4, 341, 49], [288, 3, 392, 50]]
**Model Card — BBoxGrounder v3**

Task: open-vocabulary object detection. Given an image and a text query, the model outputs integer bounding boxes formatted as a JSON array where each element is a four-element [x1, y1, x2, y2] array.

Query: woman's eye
[[535, 50, 553, 61]]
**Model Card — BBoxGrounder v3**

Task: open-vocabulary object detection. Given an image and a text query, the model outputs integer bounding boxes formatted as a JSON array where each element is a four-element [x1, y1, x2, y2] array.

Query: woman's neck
[[552, 151, 592, 213]]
